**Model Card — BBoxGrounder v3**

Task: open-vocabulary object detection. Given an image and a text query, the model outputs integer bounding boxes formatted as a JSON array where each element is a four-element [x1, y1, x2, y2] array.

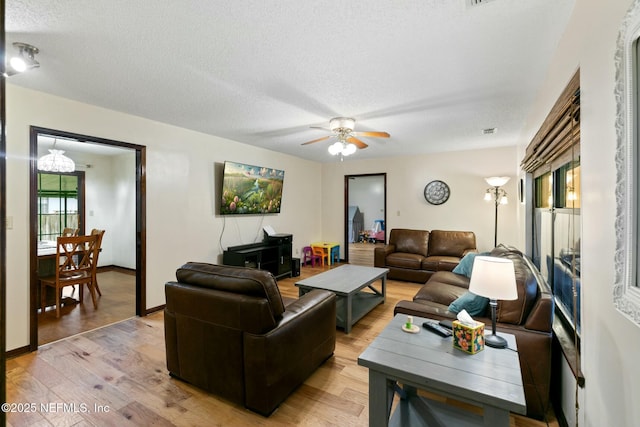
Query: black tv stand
[[223, 233, 293, 279]]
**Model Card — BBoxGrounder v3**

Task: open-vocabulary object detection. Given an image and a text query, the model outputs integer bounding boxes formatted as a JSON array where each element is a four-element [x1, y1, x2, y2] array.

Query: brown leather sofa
[[374, 229, 477, 283], [164, 262, 337, 416], [394, 245, 554, 420]]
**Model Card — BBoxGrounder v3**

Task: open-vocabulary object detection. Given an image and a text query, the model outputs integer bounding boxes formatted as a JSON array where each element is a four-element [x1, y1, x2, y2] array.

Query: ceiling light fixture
[[328, 138, 357, 159], [5, 42, 40, 76], [38, 139, 76, 173]]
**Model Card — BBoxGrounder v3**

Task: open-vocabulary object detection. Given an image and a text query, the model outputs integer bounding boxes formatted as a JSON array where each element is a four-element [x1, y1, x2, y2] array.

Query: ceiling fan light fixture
[[343, 143, 357, 156], [328, 142, 343, 155], [329, 117, 355, 133]]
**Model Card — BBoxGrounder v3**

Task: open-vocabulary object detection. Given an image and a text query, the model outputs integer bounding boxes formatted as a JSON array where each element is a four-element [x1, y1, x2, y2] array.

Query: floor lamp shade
[[468, 256, 517, 348]]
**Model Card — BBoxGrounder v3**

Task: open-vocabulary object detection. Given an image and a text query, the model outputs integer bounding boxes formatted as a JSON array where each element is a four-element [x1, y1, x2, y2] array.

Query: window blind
[[522, 70, 580, 176]]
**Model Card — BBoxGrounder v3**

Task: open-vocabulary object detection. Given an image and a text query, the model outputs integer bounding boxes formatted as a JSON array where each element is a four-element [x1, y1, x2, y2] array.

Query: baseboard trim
[[6, 345, 31, 359], [97, 265, 136, 275]]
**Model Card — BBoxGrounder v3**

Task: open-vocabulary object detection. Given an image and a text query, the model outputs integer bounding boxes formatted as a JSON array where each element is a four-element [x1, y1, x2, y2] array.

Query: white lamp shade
[[485, 176, 510, 187], [37, 149, 76, 172], [468, 256, 517, 300]]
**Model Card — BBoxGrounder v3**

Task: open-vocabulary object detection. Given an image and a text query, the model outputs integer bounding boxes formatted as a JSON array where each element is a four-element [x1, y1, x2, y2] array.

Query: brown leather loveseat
[[374, 229, 477, 283], [164, 262, 337, 415], [394, 245, 554, 419]]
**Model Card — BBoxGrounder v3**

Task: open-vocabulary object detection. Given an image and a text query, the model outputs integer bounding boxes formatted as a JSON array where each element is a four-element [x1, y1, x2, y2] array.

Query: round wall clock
[[423, 180, 450, 205]]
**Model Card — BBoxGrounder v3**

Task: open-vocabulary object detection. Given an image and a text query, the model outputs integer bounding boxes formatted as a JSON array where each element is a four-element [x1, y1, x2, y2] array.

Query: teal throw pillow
[[448, 291, 490, 316], [452, 253, 477, 277], [452, 252, 491, 278]]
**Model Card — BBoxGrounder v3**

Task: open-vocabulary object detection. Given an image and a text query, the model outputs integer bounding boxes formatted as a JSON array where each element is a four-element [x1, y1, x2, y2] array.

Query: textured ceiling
[[6, 0, 575, 162]]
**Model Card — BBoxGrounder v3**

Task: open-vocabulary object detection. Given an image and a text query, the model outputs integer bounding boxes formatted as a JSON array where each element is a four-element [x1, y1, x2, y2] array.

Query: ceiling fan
[[301, 117, 390, 156]]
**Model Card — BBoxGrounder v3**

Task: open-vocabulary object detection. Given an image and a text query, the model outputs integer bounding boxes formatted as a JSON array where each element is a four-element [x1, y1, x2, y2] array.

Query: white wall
[[322, 146, 522, 255], [6, 85, 322, 351], [519, 0, 640, 425]]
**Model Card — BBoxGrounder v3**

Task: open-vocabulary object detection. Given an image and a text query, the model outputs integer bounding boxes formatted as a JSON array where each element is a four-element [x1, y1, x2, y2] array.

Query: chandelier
[[37, 139, 76, 173]]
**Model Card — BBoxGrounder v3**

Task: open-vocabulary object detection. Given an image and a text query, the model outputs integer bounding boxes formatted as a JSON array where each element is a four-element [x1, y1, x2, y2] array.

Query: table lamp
[[468, 256, 517, 349]]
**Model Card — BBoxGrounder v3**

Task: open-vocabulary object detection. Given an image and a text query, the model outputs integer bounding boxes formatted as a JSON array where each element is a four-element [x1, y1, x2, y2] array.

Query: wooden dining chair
[[90, 229, 106, 296], [62, 227, 79, 236], [40, 234, 100, 318]]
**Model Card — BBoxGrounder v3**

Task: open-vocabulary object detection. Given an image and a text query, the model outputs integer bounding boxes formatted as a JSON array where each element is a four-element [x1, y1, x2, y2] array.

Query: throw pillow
[[452, 253, 477, 277], [448, 291, 489, 316], [452, 251, 491, 278]]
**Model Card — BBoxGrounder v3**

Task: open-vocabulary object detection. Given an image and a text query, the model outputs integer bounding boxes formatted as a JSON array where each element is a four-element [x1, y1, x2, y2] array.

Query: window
[[37, 172, 84, 241], [533, 161, 581, 332], [524, 70, 580, 334]]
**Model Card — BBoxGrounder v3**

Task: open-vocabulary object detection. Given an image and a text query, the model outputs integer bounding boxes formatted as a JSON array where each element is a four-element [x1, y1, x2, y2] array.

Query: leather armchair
[[164, 262, 336, 415]]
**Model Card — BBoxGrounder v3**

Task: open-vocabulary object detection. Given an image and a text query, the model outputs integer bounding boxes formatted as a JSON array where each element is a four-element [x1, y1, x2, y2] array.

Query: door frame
[[343, 173, 387, 263], [29, 126, 147, 351]]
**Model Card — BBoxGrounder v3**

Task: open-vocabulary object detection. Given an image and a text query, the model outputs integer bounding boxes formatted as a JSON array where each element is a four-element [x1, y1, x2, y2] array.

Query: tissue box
[[452, 320, 485, 354]]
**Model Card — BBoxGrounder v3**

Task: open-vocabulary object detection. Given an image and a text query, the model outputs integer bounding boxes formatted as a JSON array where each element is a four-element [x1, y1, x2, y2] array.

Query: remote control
[[422, 321, 453, 337], [438, 319, 453, 330]]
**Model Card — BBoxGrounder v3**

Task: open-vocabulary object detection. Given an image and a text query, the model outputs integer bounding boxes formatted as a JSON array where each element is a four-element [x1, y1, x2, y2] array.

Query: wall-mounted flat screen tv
[[220, 161, 285, 215]]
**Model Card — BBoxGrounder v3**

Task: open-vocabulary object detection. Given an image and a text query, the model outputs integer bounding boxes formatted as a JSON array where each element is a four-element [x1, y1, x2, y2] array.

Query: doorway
[[29, 126, 147, 350], [344, 174, 387, 265]]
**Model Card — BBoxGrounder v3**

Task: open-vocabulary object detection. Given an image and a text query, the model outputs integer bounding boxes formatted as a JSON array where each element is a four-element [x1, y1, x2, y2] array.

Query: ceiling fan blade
[[310, 126, 331, 131], [352, 131, 390, 138], [347, 137, 368, 149], [301, 135, 333, 145]]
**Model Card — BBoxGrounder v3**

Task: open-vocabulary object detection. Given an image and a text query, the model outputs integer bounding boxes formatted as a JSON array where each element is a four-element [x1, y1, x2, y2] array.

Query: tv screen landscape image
[[220, 161, 285, 215]]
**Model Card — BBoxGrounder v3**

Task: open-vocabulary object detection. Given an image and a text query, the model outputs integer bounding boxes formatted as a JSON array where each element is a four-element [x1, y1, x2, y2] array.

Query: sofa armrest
[[374, 244, 396, 267], [243, 289, 336, 415], [462, 248, 478, 257], [524, 292, 554, 332]]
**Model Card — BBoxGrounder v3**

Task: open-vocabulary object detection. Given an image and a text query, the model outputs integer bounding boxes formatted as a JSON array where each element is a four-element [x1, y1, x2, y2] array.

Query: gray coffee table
[[358, 314, 526, 427], [295, 265, 388, 333]]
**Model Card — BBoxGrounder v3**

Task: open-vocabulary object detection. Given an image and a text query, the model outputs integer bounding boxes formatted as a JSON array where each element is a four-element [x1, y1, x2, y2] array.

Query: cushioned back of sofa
[[389, 229, 430, 256], [175, 262, 285, 319], [427, 230, 477, 257], [490, 246, 538, 325]]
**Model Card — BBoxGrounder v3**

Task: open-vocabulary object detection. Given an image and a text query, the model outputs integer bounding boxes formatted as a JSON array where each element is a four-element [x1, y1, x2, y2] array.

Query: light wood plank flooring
[[8, 263, 558, 426], [38, 269, 137, 345]]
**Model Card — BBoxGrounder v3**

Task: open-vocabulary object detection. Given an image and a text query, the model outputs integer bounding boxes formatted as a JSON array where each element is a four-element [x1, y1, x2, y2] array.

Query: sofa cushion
[[414, 282, 468, 306], [448, 292, 489, 316], [422, 256, 461, 272], [386, 252, 424, 270], [427, 230, 477, 257], [389, 228, 429, 256]]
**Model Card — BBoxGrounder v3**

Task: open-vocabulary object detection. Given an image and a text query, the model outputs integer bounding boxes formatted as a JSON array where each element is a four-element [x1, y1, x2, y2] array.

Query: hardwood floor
[[38, 269, 136, 345], [8, 264, 558, 426]]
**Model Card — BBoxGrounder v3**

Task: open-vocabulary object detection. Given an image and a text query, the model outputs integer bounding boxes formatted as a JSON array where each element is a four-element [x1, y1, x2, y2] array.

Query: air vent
[[466, 0, 497, 7], [483, 128, 497, 135]]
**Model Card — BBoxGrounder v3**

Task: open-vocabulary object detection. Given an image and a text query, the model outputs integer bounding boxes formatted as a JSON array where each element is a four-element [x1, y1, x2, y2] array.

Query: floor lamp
[[484, 176, 510, 248]]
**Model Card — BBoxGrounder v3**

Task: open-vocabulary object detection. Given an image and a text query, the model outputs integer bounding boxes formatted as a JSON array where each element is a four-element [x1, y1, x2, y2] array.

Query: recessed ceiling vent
[[466, 0, 497, 7]]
